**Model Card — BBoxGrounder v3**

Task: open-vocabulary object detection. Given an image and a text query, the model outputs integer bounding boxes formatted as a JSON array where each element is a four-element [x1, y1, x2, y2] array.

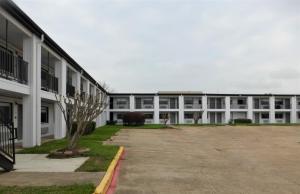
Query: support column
[[178, 95, 184, 124], [86, 81, 90, 95], [22, 35, 41, 147], [291, 96, 297, 123], [129, 95, 134, 112], [270, 96, 275, 123], [247, 96, 253, 121], [154, 95, 159, 124], [75, 72, 81, 92], [54, 59, 67, 139], [202, 96, 208, 124], [225, 96, 231, 123]]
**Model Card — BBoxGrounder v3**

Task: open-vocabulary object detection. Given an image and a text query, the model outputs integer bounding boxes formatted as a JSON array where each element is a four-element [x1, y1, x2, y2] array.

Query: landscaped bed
[[0, 184, 95, 194]]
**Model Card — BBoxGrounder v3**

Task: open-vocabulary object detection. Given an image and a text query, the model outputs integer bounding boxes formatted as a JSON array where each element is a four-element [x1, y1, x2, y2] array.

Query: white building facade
[[1, 1, 300, 149], [0, 1, 107, 148], [108, 92, 300, 125]]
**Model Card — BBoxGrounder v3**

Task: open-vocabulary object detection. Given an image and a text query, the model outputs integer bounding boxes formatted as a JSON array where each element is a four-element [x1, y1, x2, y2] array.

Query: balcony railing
[[66, 83, 75, 97], [184, 104, 202, 109], [41, 69, 58, 93], [0, 48, 28, 84], [230, 104, 247, 109]]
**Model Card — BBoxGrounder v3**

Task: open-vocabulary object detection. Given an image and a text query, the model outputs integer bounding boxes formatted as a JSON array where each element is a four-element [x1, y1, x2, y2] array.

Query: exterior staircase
[[0, 122, 17, 171]]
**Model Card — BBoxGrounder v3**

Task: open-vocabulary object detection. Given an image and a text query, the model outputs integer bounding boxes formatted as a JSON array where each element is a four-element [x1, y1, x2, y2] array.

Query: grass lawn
[[0, 184, 94, 194], [18, 124, 166, 171], [18, 125, 122, 172]]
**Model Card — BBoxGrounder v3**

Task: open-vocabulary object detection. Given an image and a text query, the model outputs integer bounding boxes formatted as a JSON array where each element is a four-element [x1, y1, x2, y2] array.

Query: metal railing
[[66, 83, 75, 97], [0, 122, 17, 164], [0, 48, 28, 84], [41, 69, 58, 93]]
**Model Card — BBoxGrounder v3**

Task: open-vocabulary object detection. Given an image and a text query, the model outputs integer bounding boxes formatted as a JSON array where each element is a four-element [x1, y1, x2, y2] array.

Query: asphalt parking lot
[[109, 125, 300, 194]]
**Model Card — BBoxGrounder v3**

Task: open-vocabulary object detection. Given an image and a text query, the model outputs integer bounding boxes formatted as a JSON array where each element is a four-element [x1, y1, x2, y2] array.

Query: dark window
[[117, 113, 124, 119], [144, 113, 153, 119], [237, 99, 245, 105], [261, 113, 269, 119], [298, 112, 300, 119], [275, 113, 283, 119], [41, 106, 49, 123], [184, 113, 194, 119]]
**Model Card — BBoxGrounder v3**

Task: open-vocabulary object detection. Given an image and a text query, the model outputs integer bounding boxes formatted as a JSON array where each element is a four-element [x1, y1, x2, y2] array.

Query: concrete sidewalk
[[14, 154, 89, 172]]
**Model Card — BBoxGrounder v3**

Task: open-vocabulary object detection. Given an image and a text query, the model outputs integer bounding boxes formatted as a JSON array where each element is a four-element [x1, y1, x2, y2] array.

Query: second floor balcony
[[159, 97, 178, 109], [41, 69, 58, 93], [230, 97, 247, 109], [110, 97, 130, 109], [208, 97, 225, 109], [135, 97, 154, 109], [184, 97, 202, 109], [66, 83, 75, 97], [253, 98, 270, 109], [0, 48, 28, 84]]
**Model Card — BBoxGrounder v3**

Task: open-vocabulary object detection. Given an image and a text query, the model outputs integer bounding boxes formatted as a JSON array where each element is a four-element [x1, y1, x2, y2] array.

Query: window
[[237, 99, 245, 105], [159, 113, 168, 119], [41, 106, 49, 123], [117, 113, 124, 120], [143, 99, 153, 105], [144, 113, 153, 119], [184, 98, 193, 105], [298, 112, 300, 119], [261, 113, 269, 119], [275, 113, 283, 119], [184, 113, 194, 119]]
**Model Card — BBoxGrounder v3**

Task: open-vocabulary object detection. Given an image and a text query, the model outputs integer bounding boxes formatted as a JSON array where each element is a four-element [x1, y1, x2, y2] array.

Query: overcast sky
[[14, 0, 300, 93]]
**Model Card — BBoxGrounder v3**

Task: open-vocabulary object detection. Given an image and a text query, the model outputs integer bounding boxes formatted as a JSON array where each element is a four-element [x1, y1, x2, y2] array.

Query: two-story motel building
[[1, 0, 300, 148]]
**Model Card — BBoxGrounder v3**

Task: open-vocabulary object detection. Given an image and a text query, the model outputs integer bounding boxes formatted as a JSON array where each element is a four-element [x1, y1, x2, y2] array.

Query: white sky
[[14, 0, 300, 93]]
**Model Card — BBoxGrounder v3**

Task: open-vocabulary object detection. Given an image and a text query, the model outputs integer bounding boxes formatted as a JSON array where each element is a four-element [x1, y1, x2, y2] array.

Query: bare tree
[[193, 112, 201, 124], [55, 87, 108, 151], [161, 113, 169, 126]]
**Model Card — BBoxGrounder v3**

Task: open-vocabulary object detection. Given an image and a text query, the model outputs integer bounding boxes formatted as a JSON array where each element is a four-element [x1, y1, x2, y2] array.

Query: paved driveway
[[109, 126, 300, 194]]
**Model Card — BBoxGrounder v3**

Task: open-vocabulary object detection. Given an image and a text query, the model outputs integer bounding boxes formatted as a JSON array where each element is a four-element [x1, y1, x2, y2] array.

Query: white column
[[202, 96, 208, 124], [86, 81, 90, 95], [129, 95, 135, 112], [22, 35, 41, 147], [54, 59, 67, 139], [154, 95, 159, 124], [291, 96, 297, 123], [247, 96, 253, 121], [270, 96, 275, 123], [76, 72, 81, 92], [225, 96, 231, 123], [178, 95, 184, 124]]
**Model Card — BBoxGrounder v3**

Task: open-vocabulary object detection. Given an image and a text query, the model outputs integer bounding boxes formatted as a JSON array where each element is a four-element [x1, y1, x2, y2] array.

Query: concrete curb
[[94, 146, 124, 194]]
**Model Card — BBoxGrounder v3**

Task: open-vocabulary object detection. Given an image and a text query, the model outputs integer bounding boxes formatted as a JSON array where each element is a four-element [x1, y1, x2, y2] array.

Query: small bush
[[106, 120, 117, 125], [233, 118, 252, 124], [71, 121, 96, 135], [123, 112, 145, 126]]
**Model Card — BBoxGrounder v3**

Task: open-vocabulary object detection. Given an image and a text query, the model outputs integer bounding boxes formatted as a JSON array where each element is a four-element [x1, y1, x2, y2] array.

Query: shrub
[[233, 118, 252, 124], [106, 120, 117, 125], [123, 112, 145, 126], [71, 121, 96, 135]]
